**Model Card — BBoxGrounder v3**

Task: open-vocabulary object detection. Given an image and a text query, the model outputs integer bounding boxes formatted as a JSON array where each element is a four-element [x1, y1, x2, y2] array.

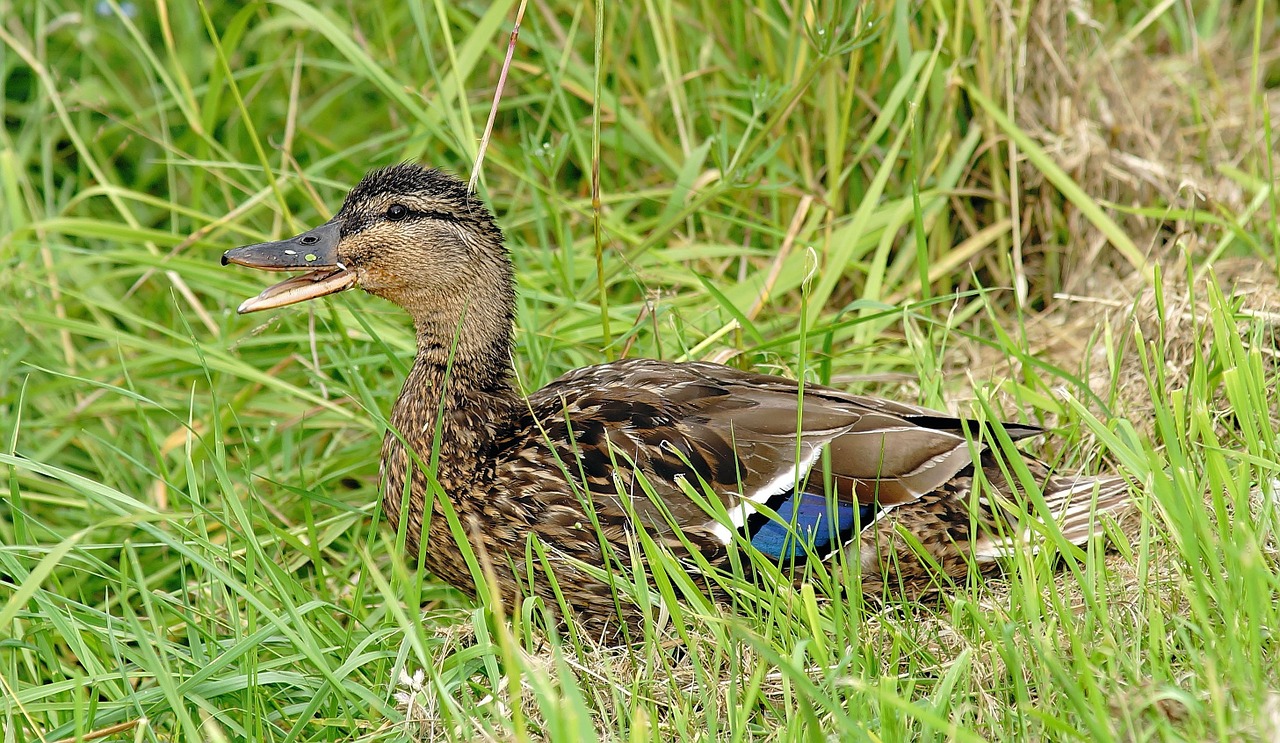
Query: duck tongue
[[221, 219, 357, 313]]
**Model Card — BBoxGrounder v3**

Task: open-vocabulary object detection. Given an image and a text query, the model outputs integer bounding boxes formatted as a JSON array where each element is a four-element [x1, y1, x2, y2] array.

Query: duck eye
[[386, 204, 409, 221]]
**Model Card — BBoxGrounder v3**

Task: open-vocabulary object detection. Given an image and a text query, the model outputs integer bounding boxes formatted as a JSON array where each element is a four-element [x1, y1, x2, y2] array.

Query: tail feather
[[1041, 475, 1133, 545], [973, 473, 1133, 559]]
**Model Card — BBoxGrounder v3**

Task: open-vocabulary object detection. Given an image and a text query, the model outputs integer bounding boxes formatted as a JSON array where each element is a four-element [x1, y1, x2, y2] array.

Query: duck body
[[223, 164, 1130, 636], [380, 352, 1122, 630]]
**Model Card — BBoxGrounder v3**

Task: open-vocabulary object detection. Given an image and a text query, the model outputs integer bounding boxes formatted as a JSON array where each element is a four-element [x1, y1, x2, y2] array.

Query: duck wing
[[525, 358, 1041, 557]]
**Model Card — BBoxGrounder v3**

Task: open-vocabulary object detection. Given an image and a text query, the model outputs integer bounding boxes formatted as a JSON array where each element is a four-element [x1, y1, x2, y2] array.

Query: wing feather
[[528, 358, 1034, 552]]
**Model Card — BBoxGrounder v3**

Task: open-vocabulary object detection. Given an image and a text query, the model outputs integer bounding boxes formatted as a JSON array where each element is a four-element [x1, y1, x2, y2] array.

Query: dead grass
[[1012, 5, 1278, 284], [959, 254, 1279, 434], [949, 7, 1280, 435]]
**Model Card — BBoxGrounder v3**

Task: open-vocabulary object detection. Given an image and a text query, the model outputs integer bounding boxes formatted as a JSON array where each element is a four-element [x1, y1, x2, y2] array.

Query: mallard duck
[[223, 164, 1130, 635]]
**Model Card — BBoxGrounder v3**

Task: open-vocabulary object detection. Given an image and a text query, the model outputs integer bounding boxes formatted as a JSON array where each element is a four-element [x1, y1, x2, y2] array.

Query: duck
[[222, 164, 1131, 637]]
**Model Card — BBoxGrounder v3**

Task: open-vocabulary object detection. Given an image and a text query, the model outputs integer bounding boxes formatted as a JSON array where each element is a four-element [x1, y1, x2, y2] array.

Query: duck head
[[222, 165, 513, 334]]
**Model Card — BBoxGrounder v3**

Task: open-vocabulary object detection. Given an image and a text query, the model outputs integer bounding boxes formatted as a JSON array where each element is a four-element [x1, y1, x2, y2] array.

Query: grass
[[2, 0, 1279, 740]]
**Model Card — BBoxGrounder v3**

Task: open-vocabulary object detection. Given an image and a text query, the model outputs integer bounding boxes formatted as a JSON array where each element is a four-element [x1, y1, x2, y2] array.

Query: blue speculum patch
[[748, 491, 876, 561]]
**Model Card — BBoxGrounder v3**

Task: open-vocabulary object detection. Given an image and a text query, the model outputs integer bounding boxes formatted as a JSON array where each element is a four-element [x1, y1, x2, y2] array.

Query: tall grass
[[2, 1, 1278, 740]]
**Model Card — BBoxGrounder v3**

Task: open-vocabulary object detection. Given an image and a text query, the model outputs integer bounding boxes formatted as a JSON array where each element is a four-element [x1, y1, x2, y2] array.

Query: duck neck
[[381, 304, 517, 514], [381, 317, 521, 561], [395, 313, 520, 457]]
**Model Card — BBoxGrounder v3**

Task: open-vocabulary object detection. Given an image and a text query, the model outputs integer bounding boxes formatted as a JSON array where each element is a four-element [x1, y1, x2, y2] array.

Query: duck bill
[[221, 220, 357, 314]]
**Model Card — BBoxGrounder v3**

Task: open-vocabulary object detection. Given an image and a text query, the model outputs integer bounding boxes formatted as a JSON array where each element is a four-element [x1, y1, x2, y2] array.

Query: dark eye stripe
[[413, 209, 459, 223]]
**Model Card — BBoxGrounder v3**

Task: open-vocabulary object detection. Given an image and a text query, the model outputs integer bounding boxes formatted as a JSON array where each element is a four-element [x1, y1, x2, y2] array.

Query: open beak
[[221, 220, 357, 314]]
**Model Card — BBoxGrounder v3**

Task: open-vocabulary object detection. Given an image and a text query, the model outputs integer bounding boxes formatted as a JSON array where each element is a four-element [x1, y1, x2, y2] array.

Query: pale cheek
[[356, 267, 401, 294], [355, 267, 380, 290]]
